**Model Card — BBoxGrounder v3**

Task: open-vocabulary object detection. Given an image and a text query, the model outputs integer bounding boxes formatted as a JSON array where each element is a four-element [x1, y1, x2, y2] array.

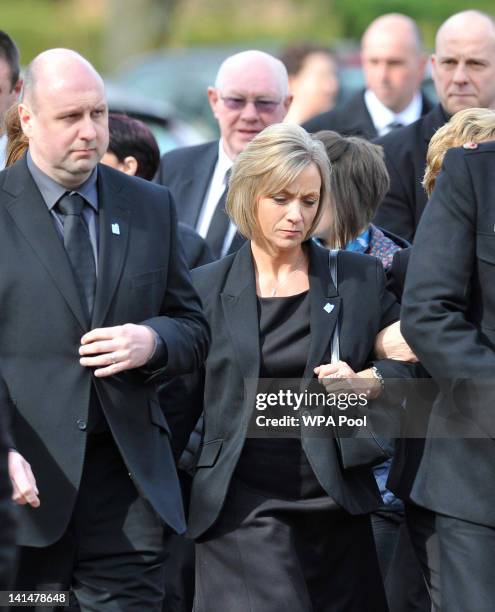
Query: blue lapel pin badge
[[111, 223, 120, 235], [323, 303, 334, 314]]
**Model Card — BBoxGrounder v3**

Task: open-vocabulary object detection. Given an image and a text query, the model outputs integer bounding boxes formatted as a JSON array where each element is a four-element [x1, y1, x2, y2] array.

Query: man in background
[[374, 10, 495, 241], [303, 14, 430, 139], [155, 49, 292, 259]]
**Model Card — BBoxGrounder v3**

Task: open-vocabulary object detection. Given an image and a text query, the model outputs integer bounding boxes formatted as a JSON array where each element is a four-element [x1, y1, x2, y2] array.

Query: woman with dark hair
[[101, 113, 160, 181], [187, 122, 415, 612], [314, 130, 408, 268]]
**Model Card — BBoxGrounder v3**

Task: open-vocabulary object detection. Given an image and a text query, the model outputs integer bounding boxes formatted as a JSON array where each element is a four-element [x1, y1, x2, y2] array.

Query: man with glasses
[[156, 50, 292, 259]]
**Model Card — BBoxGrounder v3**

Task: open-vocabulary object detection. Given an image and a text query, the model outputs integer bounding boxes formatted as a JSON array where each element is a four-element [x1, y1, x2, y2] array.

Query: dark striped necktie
[[57, 192, 96, 321]]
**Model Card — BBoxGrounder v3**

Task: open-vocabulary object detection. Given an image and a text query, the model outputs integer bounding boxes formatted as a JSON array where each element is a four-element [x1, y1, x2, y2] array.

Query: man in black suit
[[401, 142, 495, 610], [2, 49, 209, 610], [374, 10, 495, 241], [156, 50, 292, 259], [303, 14, 431, 139]]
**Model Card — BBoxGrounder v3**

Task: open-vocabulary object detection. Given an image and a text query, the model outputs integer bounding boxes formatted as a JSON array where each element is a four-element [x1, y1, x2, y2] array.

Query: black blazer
[[303, 89, 433, 140], [373, 104, 448, 242], [187, 240, 415, 539], [0, 157, 210, 546], [401, 143, 495, 526]]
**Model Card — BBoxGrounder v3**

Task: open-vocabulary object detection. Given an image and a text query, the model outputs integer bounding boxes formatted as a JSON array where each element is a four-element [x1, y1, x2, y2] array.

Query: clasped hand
[[79, 323, 156, 377], [314, 361, 380, 398]]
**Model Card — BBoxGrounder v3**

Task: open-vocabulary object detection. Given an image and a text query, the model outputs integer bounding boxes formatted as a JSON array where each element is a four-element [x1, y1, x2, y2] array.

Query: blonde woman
[[423, 107, 495, 195], [187, 123, 415, 612]]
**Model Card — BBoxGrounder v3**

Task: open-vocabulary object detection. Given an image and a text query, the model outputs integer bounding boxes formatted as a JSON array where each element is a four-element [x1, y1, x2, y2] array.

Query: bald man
[[0, 49, 209, 610], [303, 14, 431, 139], [155, 50, 292, 259], [374, 10, 495, 241]]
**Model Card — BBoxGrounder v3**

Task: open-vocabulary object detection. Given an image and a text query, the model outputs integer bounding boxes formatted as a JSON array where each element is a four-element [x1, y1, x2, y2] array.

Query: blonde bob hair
[[423, 107, 495, 196], [226, 123, 331, 242]]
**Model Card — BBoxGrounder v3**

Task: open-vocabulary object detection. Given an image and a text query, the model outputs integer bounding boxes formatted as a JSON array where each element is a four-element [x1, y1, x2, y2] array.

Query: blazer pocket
[[476, 233, 495, 265], [131, 268, 167, 288], [148, 398, 172, 437], [195, 439, 223, 468]]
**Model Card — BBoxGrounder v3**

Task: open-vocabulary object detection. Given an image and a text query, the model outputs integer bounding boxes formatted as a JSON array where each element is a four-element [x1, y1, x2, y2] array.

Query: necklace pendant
[[270, 287, 277, 297]]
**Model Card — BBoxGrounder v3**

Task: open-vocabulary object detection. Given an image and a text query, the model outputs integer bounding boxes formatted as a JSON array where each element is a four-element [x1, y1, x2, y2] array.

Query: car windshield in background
[[104, 83, 205, 154]]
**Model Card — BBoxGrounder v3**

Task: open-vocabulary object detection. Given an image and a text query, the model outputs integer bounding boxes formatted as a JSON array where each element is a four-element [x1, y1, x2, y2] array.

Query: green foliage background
[[3, 0, 495, 71]]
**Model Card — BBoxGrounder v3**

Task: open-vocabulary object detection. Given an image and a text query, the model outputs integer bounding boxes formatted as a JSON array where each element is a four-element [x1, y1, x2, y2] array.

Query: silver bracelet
[[370, 366, 385, 392]]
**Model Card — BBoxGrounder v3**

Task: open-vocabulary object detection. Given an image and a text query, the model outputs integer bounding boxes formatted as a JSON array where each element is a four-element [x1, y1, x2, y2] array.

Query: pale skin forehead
[[362, 14, 423, 55], [24, 48, 106, 110], [435, 11, 495, 53], [215, 50, 289, 97]]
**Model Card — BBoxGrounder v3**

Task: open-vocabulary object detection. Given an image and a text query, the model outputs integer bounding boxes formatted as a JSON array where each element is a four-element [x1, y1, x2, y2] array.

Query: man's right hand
[[8, 450, 40, 507]]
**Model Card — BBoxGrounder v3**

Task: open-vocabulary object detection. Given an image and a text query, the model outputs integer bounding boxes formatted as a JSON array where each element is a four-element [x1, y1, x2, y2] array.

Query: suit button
[[77, 419, 87, 431]]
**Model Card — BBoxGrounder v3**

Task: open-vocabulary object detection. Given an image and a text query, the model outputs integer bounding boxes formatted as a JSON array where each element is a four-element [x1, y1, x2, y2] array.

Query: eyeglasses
[[219, 95, 282, 114]]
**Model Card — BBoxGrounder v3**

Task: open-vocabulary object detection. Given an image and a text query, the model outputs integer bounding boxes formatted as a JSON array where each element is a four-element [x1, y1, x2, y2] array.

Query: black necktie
[[205, 170, 231, 259], [387, 120, 404, 132], [57, 192, 96, 321]]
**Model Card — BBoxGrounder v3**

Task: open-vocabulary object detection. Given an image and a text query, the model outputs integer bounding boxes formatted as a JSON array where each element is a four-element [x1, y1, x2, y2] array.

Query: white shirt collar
[[364, 90, 423, 137], [217, 139, 234, 178], [0, 133, 7, 170]]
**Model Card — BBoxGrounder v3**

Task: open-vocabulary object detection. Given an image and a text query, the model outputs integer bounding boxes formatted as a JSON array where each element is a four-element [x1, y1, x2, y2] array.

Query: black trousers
[[371, 510, 430, 612], [13, 432, 168, 612], [406, 502, 495, 612]]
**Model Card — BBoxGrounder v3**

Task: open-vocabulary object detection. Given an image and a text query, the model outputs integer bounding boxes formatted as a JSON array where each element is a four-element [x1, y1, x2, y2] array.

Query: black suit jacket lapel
[[220, 243, 260, 381], [302, 242, 341, 381], [419, 92, 434, 116], [91, 166, 131, 328], [422, 104, 448, 144], [176, 142, 218, 227], [3, 157, 89, 331], [345, 92, 377, 139]]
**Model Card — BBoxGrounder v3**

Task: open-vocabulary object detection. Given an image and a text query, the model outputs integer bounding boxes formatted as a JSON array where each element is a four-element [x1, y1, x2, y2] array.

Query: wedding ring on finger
[[110, 352, 117, 365]]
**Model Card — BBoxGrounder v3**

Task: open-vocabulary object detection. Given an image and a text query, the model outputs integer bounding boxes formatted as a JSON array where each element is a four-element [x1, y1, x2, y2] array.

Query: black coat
[[187, 240, 416, 539], [303, 89, 433, 140], [373, 104, 448, 242], [0, 157, 210, 546], [401, 143, 495, 526], [384, 248, 437, 502]]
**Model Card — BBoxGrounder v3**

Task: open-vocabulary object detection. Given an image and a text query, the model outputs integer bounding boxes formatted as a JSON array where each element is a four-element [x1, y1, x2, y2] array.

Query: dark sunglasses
[[220, 96, 281, 114]]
